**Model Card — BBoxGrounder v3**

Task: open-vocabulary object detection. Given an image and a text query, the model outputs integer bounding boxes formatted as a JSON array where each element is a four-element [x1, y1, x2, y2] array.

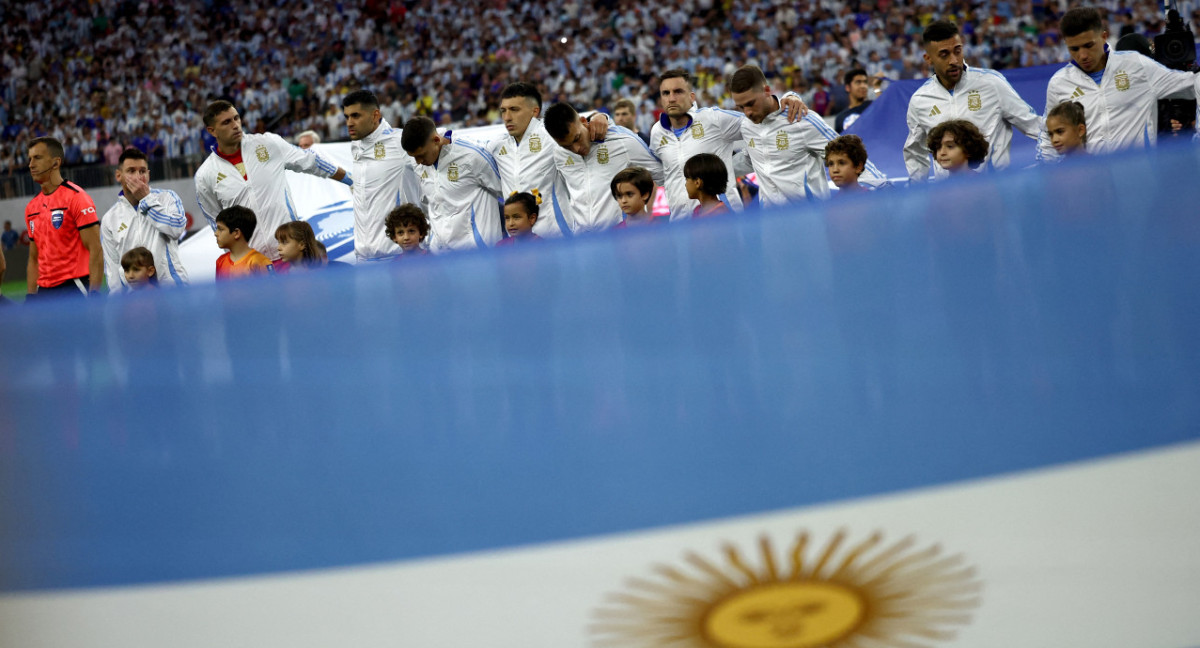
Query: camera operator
[[1045, 7, 1200, 156]]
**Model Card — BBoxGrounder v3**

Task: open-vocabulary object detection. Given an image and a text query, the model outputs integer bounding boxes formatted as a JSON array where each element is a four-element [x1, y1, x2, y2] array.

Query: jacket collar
[[659, 106, 697, 131], [351, 118, 394, 154]]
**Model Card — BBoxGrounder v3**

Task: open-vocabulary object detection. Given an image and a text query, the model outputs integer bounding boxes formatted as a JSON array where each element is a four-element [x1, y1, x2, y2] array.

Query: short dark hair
[[215, 205, 258, 240], [825, 135, 869, 169], [120, 246, 155, 271], [922, 20, 960, 44], [927, 119, 989, 164], [612, 98, 636, 114], [1061, 7, 1104, 37], [843, 68, 868, 87], [543, 103, 580, 140], [342, 89, 380, 110], [500, 82, 542, 108], [683, 153, 728, 196], [29, 136, 64, 159], [118, 147, 148, 167], [203, 100, 236, 128], [504, 192, 540, 217], [385, 203, 430, 240], [659, 68, 693, 88], [401, 116, 437, 153], [728, 65, 768, 94], [610, 166, 655, 199]]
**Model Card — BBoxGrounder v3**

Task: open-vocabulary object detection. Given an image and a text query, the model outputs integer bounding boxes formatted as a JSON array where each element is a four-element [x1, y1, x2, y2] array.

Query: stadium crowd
[[8, 1, 1200, 301], [1, 0, 1197, 177]]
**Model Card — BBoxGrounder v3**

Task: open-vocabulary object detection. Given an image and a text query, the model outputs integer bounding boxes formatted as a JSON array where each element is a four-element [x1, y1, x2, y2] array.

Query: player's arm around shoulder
[[466, 144, 503, 195]]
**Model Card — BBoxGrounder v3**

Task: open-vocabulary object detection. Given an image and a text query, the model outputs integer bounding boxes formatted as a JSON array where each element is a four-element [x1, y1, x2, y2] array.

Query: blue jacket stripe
[[470, 206, 486, 248], [551, 183, 572, 238]]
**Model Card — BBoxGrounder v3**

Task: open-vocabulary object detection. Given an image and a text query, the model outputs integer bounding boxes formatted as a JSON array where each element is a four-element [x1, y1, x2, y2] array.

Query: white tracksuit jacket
[[1044, 50, 1200, 156], [740, 105, 888, 205], [488, 118, 572, 238], [350, 119, 424, 260], [551, 125, 664, 234], [100, 188, 189, 292], [195, 132, 343, 260], [414, 135, 504, 253], [904, 66, 1047, 181], [650, 106, 746, 220]]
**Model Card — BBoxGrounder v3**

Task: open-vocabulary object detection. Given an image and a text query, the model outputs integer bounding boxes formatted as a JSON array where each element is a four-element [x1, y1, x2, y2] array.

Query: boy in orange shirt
[[214, 205, 274, 280]]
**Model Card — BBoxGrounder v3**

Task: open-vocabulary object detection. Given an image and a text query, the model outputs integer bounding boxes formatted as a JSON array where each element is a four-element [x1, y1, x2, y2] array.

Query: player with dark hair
[[24, 136, 103, 298], [402, 116, 504, 252], [903, 20, 1048, 181], [195, 100, 352, 260], [343, 89, 423, 261], [545, 102, 663, 233], [1045, 6, 1200, 155], [101, 147, 189, 293], [651, 68, 806, 220], [729, 65, 887, 204], [487, 82, 608, 239]]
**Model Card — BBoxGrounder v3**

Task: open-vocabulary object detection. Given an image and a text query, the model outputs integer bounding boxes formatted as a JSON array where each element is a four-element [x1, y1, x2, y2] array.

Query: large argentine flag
[[2, 142, 1200, 647]]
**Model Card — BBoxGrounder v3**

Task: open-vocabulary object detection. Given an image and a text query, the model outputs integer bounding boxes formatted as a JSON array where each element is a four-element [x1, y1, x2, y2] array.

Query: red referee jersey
[[24, 181, 100, 288]]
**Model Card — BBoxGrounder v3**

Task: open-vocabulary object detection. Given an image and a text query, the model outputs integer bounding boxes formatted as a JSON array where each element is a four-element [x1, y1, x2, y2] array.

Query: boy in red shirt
[[24, 137, 103, 298], [214, 206, 274, 280]]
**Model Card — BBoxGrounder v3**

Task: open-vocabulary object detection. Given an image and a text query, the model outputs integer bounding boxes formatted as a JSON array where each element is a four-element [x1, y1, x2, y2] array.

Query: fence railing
[[0, 155, 205, 199]]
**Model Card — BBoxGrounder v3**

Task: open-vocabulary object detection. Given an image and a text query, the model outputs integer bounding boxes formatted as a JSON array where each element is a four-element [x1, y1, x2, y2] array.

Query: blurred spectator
[[0, 0, 1194, 178], [295, 130, 321, 149], [103, 139, 123, 167], [2, 221, 17, 250]]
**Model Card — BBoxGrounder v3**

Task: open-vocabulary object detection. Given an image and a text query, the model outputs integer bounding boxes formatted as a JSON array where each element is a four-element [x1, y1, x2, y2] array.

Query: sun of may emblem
[[591, 530, 980, 648], [1115, 71, 1131, 91], [255, 144, 270, 162], [967, 91, 982, 111]]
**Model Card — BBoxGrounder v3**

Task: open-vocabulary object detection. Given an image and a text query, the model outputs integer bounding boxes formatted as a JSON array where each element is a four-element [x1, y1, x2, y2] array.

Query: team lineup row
[[19, 9, 1200, 297]]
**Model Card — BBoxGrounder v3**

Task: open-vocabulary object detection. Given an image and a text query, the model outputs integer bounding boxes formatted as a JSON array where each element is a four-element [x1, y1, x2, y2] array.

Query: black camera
[[1154, 6, 1197, 70], [1153, 4, 1197, 135]]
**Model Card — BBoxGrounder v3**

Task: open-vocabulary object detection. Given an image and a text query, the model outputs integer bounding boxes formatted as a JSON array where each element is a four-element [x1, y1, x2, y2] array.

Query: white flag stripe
[[3, 441, 1197, 648]]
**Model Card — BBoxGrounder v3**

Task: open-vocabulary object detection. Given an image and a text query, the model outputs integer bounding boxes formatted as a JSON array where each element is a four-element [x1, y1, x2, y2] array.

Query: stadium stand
[[1, 0, 1195, 198]]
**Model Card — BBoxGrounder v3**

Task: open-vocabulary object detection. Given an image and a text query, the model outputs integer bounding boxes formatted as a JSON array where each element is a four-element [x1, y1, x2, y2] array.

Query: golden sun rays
[[591, 530, 981, 648]]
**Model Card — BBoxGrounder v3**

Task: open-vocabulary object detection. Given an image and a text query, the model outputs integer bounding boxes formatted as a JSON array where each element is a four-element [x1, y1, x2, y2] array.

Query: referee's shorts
[[29, 276, 92, 301]]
